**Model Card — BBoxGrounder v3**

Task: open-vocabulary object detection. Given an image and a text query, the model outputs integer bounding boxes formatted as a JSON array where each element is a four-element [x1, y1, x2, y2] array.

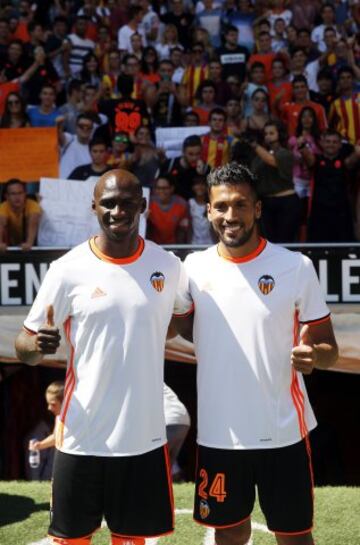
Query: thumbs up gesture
[[291, 325, 318, 375], [36, 305, 61, 355]]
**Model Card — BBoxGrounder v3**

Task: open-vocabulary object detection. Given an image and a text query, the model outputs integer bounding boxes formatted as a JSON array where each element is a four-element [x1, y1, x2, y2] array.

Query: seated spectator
[[241, 62, 268, 116], [329, 67, 360, 145], [188, 176, 213, 245], [131, 125, 165, 188], [101, 49, 122, 99], [156, 24, 183, 60], [267, 57, 292, 116], [201, 108, 234, 168], [215, 25, 249, 83], [303, 130, 360, 242], [296, 28, 321, 63], [271, 17, 288, 53], [122, 54, 144, 100], [107, 132, 133, 170], [282, 75, 327, 136], [183, 110, 200, 127], [3, 39, 29, 81], [59, 113, 94, 179], [267, 0, 293, 33], [170, 46, 185, 84], [0, 178, 42, 252], [289, 47, 319, 92], [153, 60, 183, 127], [147, 176, 189, 244], [251, 120, 299, 243], [130, 31, 144, 61], [27, 83, 61, 127], [67, 138, 111, 180], [160, 134, 210, 200], [140, 46, 161, 85], [118, 6, 146, 53], [311, 3, 340, 53], [0, 91, 30, 128], [240, 88, 271, 145], [193, 79, 219, 125], [58, 79, 83, 134]]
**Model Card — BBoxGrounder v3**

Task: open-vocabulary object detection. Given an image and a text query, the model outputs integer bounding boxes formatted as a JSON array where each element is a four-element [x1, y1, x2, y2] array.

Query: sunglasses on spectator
[[8, 99, 20, 105], [114, 136, 129, 143]]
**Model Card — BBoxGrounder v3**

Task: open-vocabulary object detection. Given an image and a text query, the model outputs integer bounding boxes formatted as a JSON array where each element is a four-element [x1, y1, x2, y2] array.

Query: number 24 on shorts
[[198, 469, 227, 503]]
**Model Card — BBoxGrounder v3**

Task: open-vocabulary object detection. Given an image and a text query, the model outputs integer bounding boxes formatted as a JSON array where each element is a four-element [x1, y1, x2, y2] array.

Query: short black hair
[[292, 75, 308, 86], [183, 135, 202, 150], [76, 113, 94, 124], [338, 66, 354, 78], [317, 69, 333, 82], [4, 178, 25, 194], [225, 25, 238, 34], [207, 162, 259, 200], [117, 74, 134, 96], [89, 138, 107, 150], [209, 107, 227, 121], [67, 79, 82, 95]]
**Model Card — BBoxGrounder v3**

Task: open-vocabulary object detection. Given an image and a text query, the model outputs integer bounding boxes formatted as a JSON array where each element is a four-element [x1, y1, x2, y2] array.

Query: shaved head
[[94, 169, 142, 200]]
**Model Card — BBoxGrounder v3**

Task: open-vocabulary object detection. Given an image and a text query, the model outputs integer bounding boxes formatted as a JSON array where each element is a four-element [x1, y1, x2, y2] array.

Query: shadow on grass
[[0, 494, 49, 526]]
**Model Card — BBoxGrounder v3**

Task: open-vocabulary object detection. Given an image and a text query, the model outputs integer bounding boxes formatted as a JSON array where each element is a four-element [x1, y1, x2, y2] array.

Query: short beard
[[218, 220, 257, 248]]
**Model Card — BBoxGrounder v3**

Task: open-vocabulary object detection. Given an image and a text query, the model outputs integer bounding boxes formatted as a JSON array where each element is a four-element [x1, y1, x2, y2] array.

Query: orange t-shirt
[[0, 81, 20, 116], [148, 196, 189, 244], [248, 53, 276, 82], [12, 21, 30, 43], [267, 81, 293, 115], [281, 100, 328, 136]]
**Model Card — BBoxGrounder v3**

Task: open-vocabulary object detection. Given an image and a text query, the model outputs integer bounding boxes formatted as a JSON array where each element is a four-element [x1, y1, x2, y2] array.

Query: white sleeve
[[173, 258, 194, 317], [295, 255, 330, 324], [24, 263, 71, 333]]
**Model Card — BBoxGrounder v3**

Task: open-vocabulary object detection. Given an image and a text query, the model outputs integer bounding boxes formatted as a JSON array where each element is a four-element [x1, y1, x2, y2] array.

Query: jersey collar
[[217, 237, 267, 264], [89, 236, 145, 264]]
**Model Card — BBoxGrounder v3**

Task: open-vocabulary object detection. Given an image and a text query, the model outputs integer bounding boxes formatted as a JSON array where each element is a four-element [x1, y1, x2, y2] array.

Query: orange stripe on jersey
[[58, 317, 75, 448], [23, 325, 37, 336], [164, 444, 175, 529], [89, 236, 145, 264], [291, 311, 308, 439], [218, 237, 267, 263], [301, 313, 331, 326]]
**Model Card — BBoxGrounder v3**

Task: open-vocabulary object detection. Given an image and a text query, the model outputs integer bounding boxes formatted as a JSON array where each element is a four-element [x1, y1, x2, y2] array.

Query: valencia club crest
[[258, 275, 275, 295], [150, 271, 165, 292]]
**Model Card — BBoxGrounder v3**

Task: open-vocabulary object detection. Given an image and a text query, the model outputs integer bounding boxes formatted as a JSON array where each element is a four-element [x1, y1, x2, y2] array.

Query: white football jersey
[[181, 239, 330, 449], [24, 237, 187, 457]]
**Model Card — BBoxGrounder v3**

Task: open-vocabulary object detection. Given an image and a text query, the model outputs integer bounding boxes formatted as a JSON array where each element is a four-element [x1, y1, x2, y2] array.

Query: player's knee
[[110, 536, 145, 545], [275, 532, 314, 545], [215, 522, 252, 545]]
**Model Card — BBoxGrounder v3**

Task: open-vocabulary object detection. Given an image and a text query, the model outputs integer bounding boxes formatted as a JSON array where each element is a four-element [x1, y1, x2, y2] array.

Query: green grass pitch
[[0, 482, 359, 544]]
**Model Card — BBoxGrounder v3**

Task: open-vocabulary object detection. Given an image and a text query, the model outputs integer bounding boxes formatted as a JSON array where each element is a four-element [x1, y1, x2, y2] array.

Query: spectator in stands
[[161, 0, 194, 50], [248, 31, 276, 82], [130, 31, 144, 61], [131, 124, 165, 188], [181, 42, 209, 106], [201, 108, 234, 168], [0, 178, 42, 252], [242, 62, 267, 116], [296, 28, 320, 63], [78, 52, 102, 88], [225, 97, 242, 137], [0, 18, 11, 63], [196, 0, 222, 48], [44, 15, 69, 83], [0, 91, 30, 128], [310, 69, 335, 115], [66, 15, 95, 76], [240, 88, 271, 145], [282, 75, 328, 136], [140, 45, 160, 85], [28, 381, 64, 456], [193, 79, 219, 125], [303, 129, 359, 242], [59, 113, 94, 179], [311, 3, 339, 53], [27, 83, 61, 127], [118, 5, 146, 53], [160, 134, 210, 200], [267, 57, 292, 116], [101, 49, 122, 99], [188, 175, 213, 245], [147, 176, 189, 244], [139, 0, 161, 46], [58, 79, 83, 134], [170, 46, 185, 84], [67, 138, 111, 180], [251, 120, 299, 243], [329, 67, 360, 145], [156, 24, 183, 61], [208, 60, 232, 106], [107, 132, 133, 170], [153, 59, 183, 127], [216, 25, 249, 83]]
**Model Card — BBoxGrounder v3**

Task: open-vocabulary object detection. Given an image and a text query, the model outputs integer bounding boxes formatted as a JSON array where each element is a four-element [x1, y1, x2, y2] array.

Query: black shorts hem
[[110, 528, 174, 538], [193, 514, 251, 529], [272, 526, 313, 536], [48, 528, 99, 539]]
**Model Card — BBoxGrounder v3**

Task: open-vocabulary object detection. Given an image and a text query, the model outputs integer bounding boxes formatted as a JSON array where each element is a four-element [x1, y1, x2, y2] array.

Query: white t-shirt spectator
[[311, 24, 340, 53], [118, 24, 147, 52], [67, 33, 95, 76], [60, 133, 92, 179]]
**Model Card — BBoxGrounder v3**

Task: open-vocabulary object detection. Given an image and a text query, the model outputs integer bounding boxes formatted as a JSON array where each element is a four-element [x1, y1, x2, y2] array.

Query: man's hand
[[291, 325, 317, 375], [36, 305, 61, 354]]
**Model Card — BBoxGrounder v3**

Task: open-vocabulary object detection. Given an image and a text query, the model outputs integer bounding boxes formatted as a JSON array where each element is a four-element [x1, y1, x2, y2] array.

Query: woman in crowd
[[0, 92, 30, 128], [140, 46, 161, 85], [156, 24, 183, 61], [240, 88, 271, 144], [267, 57, 292, 116], [79, 52, 102, 88], [251, 119, 300, 243]]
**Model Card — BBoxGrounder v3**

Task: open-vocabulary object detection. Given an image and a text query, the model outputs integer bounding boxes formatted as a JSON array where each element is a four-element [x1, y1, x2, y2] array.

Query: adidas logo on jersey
[[91, 287, 107, 298]]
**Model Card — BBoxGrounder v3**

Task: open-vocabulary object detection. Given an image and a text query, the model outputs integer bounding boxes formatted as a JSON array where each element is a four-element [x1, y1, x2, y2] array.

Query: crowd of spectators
[[0, 0, 360, 248]]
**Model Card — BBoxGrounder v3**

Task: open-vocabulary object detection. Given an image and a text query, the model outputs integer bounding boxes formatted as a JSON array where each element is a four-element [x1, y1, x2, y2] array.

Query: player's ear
[[207, 202, 212, 221], [140, 197, 146, 214], [91, 199, 96, 212], [255, 199, 262, 220]]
